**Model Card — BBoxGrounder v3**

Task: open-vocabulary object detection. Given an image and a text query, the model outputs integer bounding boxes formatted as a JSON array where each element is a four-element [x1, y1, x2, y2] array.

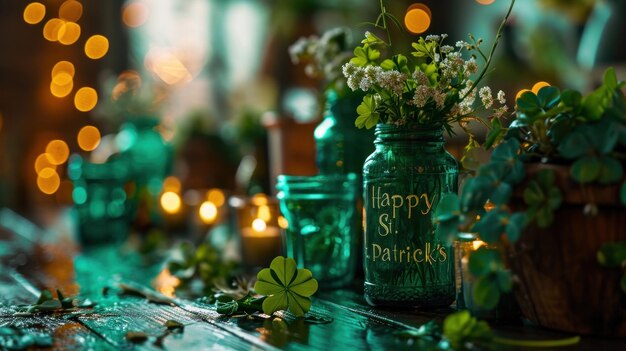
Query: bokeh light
[[532, 81, 551, 94], [59, 0, 83, 22], [476, 0, 496, 5], [45, 140, 70, 165], [37, 168, 61, 195], [23, 2, 46, 25], [404, 3, 431, 34], [199, 201, 218, 224], [207, 188, 225, 207], [144, 48, 192, 85], [57, 21, 81, 45], [160, 191, 181, 214], [84, 35, 109, 59], [43, 18, 64, 42], [34, 153, 57, 174], [252, 218, 267, 232], [278, 216, 289, 229], [74, 87, 98, 112], [122, 1, 150, 28], [50, 79, 73, 98], [163, 176, 182, 193], [77, 126, 101, 151], [251, 193, 268, 206], [258, 205, 271, 222], [52, 61, 75, 78], [516, 89, 531, 100]]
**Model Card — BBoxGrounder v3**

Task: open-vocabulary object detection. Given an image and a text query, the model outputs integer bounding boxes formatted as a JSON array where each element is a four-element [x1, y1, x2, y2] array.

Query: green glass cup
[[276, 173, 358, 289]]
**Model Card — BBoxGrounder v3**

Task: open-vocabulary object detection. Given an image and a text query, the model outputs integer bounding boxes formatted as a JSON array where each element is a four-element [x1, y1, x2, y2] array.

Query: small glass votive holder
[[229, 194, 284, 270], [276, 173, 358, 289], [68, 155, 131, 246]]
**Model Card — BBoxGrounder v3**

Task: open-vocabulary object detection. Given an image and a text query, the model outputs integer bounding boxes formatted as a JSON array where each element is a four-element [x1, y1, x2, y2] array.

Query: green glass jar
[[363, 124, 458, 308], [314, 90, 374, 175]]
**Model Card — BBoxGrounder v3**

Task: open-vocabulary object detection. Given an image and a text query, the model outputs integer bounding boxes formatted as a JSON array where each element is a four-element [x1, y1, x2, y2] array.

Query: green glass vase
[[314, 90, 374, 175], [363, 124, 458, 308]]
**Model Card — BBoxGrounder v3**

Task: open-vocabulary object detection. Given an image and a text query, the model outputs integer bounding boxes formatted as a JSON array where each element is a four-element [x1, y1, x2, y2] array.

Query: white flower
[[493, 105, 509, 119], [342, 62, 357, 77], [426, 34, 440, 42], [456, 41, 469, 49], [463, 57, 478, 76], [440, 45, 454, 54], [359, 77, 372, 91], [497, 90, 506, 105], [459, 81, 476, 114], [441, 34, 449, 39], [433, 90, 446, 109], [377, 70, 407, 96], [345, 65, 365, 91], [364, 65, 383, 81], [411, 85, 433, 107], [479, 86, 493, 109], [412, 70, 429, 86], [434, 53, 441, 63]]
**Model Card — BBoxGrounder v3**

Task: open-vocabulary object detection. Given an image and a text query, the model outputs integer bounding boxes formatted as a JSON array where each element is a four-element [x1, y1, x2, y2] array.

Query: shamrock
[[355, 95, 380, 129], [442, 310, 493, 350], [523, 169, 562, 228], [254, 256, 318, 317]]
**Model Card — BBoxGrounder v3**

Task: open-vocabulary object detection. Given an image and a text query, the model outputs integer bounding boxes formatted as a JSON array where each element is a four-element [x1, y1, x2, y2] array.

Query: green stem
[[461, 0, 516, 101], [493, 335, 581, 348], [379, 0, 391, 46]]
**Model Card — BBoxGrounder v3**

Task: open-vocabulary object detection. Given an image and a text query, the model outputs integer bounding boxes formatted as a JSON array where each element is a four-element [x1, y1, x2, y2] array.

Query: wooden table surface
[[0, 209, 624, 350]]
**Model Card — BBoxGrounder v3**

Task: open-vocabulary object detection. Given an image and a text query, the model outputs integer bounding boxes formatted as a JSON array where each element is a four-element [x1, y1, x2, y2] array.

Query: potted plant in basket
[[341, 0, 516, 308], [435, 67, 626, 336]]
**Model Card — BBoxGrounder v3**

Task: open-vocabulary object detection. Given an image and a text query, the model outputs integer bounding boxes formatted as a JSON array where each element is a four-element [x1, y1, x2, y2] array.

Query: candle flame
[[252, 218, 267, 232], [472, 240, 486, 250]]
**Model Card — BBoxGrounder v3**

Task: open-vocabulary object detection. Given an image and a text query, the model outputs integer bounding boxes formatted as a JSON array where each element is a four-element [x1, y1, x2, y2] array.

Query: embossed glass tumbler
[[276, 174, 358, 289]]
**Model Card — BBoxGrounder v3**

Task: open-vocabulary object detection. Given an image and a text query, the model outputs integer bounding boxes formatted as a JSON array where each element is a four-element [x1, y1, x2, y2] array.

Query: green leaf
[[496, 270, 513, 292], [254, 256, 318, 317], [558, 129, 593, 159], [435, 193, 460, 219], [484, 118, 503, 150], [350, 45, 380, 67], [560, 89, 582, 108], [597, 242, 626, 267], [490, 183, 512, 206], [355, 95, 379, 129], [523, 181, 545, 205], [216, 299, 240, 315], [570, 156, 600, 183], [460, 176, 493, 212], [598, 156, 623, 184], [604, 67, 618, 90], [468, 247, 501, 277], [36, 290, 54, 305], [506, 212, 526, 243], [361, 31, 385, 45], [537, 86, 561, 109], [473, 276, 500, 310], [516, 91, 542, 115], [443, 311, 493, 350], [472, 210, 506, 244], [535, 205, 554, 228]]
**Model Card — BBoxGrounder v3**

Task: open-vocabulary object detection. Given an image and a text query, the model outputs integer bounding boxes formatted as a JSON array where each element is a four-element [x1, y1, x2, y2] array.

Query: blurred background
[[0, 0, 625, 230]]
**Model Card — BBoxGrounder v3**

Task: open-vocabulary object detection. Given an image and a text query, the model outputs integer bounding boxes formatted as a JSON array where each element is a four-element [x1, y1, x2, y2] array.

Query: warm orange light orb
[[404, 4, 431, 34], [37, 168, 61, 195], [122, 1, 150, 28], [24, 2, 46, 25], [199, 201, 218, 224], [74, 87, 98, 112], [532, 81, 551, 94], [52, 61, 75, 78], [161, 191, 182, 214], [85, 35, 109, 60], [476, 0, 496, 5], [207, 188, 225, 207], [43, 18, 64, 42], [45, 140, 70, 165], [34, 153, 57, 174], [50, 79, 73, 98], [57, 21, 81, 45], [163, 176, 182, 193], [59, 0, 83, 22], [77, 126, 101, 151]]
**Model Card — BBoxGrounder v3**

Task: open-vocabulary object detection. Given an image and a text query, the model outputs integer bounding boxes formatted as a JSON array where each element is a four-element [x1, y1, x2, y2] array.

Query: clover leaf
[[350, 45, 380, 67], [442, 311, 493, 350], [355, 95, 379, 129], [254, 256, 318, 317], [434, 193, 461, 242], [523, 169, 562, 228]]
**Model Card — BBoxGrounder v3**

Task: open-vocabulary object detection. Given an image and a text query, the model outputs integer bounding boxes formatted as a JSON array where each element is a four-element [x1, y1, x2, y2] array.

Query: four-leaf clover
[[254, 256, 318, 317]]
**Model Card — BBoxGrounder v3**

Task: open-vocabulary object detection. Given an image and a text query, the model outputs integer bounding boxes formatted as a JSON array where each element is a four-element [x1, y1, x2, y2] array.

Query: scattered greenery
[[396, 311, 580, 350], [125, 319, 185, 346], [212, 256, 319, 318], [14, 289, 96, 316], [117, 281, 178, 306], [434, 67, 626, 309], [342, 0, 516, 147], [166, 241, 239, 295]]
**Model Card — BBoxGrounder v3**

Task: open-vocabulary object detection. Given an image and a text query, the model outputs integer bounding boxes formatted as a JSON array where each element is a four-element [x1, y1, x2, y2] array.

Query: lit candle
[[240, 217, 283, 269]]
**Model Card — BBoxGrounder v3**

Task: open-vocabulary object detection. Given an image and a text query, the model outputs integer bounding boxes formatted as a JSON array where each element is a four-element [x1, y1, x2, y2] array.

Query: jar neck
[[374, 124, 445, 145]]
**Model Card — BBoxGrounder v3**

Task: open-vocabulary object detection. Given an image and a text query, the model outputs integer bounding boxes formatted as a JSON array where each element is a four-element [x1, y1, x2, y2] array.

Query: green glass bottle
[[314, 90, 374, 175], [363, 124, 457, 308]]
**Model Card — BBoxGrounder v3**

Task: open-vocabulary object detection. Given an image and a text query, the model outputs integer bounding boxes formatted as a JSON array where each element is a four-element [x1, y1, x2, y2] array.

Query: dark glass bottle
[[363, 124, 457, 308]]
